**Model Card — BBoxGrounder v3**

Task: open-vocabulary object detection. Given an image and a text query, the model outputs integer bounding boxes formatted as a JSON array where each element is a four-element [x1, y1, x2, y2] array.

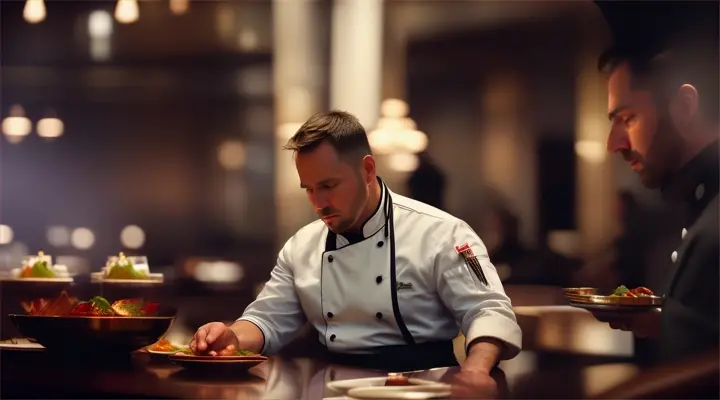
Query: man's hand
[[450, 370, 499, 399], [189, 322, 241, 356], [590, 308, 661, 338]]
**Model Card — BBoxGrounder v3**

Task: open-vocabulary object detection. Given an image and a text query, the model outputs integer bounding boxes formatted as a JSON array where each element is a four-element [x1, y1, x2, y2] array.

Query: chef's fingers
[[189, 338, 197, 353], [194, 324, 211, 351], [204, 322, 228, 346]]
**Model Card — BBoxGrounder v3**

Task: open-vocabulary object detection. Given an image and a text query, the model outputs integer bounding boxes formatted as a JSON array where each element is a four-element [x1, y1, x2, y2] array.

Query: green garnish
[[106, 256, 148, 280], [31, 261, 55, 278], [235, 349, 253, 356], [90, 296, 111, 312], [611, 285, 629, 296]]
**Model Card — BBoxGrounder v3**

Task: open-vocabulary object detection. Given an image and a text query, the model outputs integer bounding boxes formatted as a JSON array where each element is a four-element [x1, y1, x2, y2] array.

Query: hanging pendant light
[[37, 109, 64, 140], [2, 104, 32, 144], [23, 0, 46, 24], [115, 0, 139, 24]]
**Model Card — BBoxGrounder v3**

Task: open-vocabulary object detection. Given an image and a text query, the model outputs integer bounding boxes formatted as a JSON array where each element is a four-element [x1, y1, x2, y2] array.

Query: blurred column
[[574, 36, 617, 256], [273, 0, 327, 249], [477, 73, 538, 246], [330, 0, 384, 128]]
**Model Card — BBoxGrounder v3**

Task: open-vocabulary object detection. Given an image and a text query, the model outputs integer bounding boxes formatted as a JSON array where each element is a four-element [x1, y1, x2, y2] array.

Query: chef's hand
[[190, 322, 240, 356], [449, 369, 500, 399], [590, 308, 661, 338]]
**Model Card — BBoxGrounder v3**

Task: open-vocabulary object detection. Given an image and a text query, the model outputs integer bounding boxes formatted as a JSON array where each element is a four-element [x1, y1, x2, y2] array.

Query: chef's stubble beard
[[334, 171, 370, 234]]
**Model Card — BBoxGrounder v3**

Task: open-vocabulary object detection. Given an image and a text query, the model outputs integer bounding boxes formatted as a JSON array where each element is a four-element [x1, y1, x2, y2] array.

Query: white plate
[[91, 272, 164, 284], [0, 277, 74, 283], [347, 386, 451, 399], [0, 342, 45, 351], [326, 377, 444, 394]]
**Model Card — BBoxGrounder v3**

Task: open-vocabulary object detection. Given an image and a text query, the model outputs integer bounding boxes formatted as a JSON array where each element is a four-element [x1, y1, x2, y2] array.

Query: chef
[[190, 110, 522, 375]]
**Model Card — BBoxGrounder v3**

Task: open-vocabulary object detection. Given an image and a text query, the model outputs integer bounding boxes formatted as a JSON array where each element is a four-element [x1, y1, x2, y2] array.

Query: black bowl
[[10, 314, 175, 354]]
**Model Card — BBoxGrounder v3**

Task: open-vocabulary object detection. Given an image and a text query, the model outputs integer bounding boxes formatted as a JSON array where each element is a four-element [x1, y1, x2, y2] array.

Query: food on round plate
[[149, 338, 177, 352], [105, 252, 149, 280], [385, 375, 413, 386], [21, 290, 160, 317], [11, 251, 69, 279], [175, 344, 256, 357], [610, 285, 655, 297]]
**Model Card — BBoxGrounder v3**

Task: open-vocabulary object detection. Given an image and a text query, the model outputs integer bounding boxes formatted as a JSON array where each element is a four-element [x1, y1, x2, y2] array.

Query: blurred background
[[0, 0, 700, 352]]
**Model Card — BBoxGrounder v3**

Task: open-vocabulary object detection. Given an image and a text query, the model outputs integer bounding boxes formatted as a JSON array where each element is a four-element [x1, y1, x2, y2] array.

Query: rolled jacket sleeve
[[434, 220, 522, 360], [237, 240, 307, 355]]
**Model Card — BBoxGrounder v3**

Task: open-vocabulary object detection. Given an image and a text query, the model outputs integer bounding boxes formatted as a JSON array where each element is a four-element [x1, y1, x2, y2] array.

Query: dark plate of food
[[566, 285, 663, 310], [11, 291, 175, 354]]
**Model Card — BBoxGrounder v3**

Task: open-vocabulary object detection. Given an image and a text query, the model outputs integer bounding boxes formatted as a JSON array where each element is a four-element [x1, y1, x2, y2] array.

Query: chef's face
[[606, 62, 683, 189], [296, 140, 375, 233]]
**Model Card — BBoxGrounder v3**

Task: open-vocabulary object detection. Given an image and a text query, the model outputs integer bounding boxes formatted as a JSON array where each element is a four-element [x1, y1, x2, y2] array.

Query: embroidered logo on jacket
[[455, 243, 489, 286], [397, 282, 413, 291]]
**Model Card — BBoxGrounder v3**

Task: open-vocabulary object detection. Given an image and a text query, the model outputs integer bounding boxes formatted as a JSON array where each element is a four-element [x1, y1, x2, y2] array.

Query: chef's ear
[[360, 155, 376, 184]]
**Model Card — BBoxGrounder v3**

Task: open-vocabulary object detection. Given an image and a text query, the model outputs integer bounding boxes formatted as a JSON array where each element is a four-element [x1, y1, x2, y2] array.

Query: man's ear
[[361, 155, 376, 185], [669, 84, 700, 131]]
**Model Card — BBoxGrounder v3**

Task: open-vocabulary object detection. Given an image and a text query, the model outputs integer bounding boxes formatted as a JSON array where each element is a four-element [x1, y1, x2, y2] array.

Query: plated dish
[[168, 345, 267, 374], [11, 291, 174, 353], [4, 251, 73, 282], [564, 285, 664, 310], [90, 253, 163, 284]]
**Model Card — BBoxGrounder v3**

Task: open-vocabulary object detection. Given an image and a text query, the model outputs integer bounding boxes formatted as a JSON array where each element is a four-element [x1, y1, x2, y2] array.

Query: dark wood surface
[[0, 347, 639, 399]]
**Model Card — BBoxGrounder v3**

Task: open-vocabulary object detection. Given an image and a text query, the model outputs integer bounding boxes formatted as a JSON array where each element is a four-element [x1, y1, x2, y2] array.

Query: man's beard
[[321, 176, 369, 234], [635, 114, 683, 189]]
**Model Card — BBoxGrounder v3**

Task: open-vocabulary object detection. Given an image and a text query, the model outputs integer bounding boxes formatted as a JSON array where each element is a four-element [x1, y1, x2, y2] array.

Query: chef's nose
[[308, 191, 330, 209], [607, 124, 630, 154]]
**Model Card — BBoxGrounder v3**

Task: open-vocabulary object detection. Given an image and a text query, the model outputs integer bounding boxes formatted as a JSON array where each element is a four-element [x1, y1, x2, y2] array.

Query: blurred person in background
[[407, 151, 447, 210], [188, 111, 521, 395], [592, 5, 719, 363], [478, 194, 580, 288]]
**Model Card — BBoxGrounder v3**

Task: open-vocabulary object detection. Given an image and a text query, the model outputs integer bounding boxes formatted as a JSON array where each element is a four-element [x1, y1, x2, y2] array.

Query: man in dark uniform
[[594, 27, 719, 363]]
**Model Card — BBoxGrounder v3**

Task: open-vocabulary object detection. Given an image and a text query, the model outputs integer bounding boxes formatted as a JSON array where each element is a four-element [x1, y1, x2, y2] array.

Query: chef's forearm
[[462, 337, 503, 373], [228, 320, 266, 354]]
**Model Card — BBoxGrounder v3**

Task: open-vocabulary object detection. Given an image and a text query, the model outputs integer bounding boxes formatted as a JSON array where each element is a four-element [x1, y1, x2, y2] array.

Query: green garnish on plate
[[610, 285, 629, 296], [31, 260, 55, 278]]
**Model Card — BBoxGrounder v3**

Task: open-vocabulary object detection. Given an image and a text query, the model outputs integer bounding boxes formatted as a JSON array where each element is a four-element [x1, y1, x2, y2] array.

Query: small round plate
[[569, 302, 661, 313], [566, 294, 663, 307], [170, 354, 268, 361], [90, 272, 164, 285], [326, 377, 444, 394], [347, 384, 451, 399], [0, 277, 74, 283], [168, 354, 266, 374]]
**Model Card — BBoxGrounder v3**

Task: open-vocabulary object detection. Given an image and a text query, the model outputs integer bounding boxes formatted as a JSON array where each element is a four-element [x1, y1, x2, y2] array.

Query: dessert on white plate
[[91, 252, 163, 283], [6, 251, 73, 282]]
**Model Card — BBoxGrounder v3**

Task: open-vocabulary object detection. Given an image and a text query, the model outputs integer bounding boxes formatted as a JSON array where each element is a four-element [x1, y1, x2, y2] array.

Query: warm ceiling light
[[170, 0, 190, 15], [2, 104, 32, 144], [115, 0, 139, 24], [23, 0, 46, 24], [37, 109, 64, 139]]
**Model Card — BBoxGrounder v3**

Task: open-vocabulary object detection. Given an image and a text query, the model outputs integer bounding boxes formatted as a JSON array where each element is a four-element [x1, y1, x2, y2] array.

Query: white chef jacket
[[239, 180, 522, 360]]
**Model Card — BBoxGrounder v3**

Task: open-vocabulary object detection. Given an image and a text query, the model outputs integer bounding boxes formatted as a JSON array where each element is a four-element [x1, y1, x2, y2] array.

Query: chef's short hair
[[598, 43, 719, 123], [284, 110, 373, 161]]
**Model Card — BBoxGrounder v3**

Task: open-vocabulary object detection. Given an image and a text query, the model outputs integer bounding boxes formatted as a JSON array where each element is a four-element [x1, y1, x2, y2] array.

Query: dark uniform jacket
[[658, 140, 719, 363]]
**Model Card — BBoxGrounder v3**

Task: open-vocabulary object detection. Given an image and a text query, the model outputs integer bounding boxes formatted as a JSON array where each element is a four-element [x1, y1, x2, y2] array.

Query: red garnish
[[69, 302, 94, 316], [141, 302, 159, 316]]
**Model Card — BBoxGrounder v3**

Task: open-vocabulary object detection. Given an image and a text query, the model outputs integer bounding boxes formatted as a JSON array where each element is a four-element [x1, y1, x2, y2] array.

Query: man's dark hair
[[597, 43, 719, 123], [283, 110, 373, 162]]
